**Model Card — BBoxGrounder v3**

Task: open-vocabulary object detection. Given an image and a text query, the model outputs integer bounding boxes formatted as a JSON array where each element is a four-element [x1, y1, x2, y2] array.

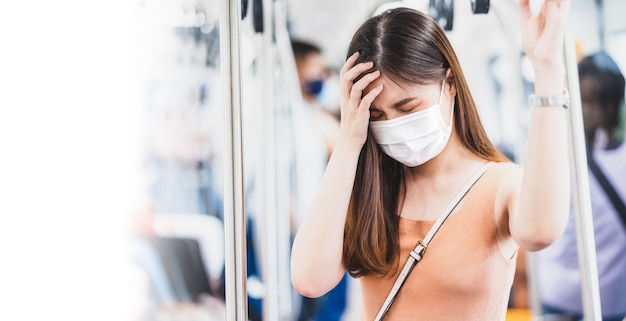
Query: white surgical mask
[[369, 80, 454, 167]]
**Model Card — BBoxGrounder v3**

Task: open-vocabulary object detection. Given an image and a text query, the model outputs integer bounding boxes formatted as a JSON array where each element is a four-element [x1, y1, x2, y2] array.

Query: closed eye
[[399, 106, 416, 113], [370, 109, 383, 120]]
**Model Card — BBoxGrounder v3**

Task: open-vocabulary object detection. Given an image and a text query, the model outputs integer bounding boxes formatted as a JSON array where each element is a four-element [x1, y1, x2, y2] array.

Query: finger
[[339, 54, 360, 106], [349, 70, 381, 107], [340, 51, 360, 77], [519, 0, 532, 21], [541, 0, 565, 38], [343, 61, 375, 84], [359, 85, 383, 111], [542, 0, 570, 18], [559, 0, 572, 18], [341, 61, 374, 102]]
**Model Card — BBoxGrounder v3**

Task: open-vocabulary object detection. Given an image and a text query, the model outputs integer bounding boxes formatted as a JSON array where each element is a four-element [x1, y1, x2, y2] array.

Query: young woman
[[291, 1, 572, 320]]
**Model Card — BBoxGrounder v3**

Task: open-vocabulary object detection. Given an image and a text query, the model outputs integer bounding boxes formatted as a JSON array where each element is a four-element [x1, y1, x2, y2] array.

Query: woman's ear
[[445, 68, 457, 98]]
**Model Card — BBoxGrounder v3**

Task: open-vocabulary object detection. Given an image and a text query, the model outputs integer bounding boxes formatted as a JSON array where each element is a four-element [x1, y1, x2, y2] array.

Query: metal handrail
[[220, 0, 247, 319], [564, 31, 603, 321]]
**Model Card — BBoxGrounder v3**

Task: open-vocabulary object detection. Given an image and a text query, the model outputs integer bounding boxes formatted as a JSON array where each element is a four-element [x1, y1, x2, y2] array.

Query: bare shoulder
[[494, 162, 523, 192]]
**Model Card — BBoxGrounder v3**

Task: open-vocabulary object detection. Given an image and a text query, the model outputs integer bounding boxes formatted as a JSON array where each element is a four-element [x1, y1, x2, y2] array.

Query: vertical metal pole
[[260, 0, 280, 320], [595, 0, 605, 50], [526, 255, 543, 321], [220, 0, 247, 319], [564, 31, 603, 321], [274, 1, 301, 318]]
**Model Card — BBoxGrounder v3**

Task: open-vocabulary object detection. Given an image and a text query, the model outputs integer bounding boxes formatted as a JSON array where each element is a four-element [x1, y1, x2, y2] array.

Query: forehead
[[297, 53, 323, 69], [365, 75, 440, 106]]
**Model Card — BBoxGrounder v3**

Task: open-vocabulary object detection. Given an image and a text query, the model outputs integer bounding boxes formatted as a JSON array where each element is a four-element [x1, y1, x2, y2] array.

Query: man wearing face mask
[[292, 40, 340, 158]]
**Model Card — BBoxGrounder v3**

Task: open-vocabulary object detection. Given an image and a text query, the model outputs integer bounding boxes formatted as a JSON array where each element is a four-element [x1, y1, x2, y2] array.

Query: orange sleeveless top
[[359, 163, 519, 321]]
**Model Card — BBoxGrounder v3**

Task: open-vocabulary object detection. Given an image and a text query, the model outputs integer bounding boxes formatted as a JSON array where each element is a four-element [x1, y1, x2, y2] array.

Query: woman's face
[[364, 75, 454, 123]]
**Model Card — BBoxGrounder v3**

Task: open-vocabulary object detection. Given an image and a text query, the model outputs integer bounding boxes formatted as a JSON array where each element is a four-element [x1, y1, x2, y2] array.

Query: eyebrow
[[370, 97, 418, 111], [393, 97, 416, 108]]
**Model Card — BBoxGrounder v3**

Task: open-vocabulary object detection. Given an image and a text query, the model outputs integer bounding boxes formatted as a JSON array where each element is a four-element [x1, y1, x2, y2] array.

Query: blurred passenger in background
[[292, 40, 340, 157], [291, 39, 347, 321], [535, 52, 626, 321]]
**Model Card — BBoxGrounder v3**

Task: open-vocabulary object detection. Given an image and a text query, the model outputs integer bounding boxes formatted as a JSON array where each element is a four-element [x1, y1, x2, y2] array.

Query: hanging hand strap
[[588, 154, 626, 232], [374, 162, 494, 321]]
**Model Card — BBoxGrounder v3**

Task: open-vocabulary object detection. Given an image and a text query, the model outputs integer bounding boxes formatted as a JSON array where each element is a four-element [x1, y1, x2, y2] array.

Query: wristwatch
[[528, 89, 570, 109]]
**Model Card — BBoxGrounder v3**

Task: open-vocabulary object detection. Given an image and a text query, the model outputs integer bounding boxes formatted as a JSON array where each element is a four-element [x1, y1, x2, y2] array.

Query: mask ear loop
[[437, 78, 446, 107], [446, 99, 455, 130], [437, 79, 455, 129]]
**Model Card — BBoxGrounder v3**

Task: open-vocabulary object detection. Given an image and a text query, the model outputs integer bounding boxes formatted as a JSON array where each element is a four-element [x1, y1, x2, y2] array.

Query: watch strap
[[528, 88, 570, 109]]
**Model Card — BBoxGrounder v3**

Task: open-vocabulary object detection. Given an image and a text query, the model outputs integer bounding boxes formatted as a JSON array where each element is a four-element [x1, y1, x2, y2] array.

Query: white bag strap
[[374, 162, 494, 321]]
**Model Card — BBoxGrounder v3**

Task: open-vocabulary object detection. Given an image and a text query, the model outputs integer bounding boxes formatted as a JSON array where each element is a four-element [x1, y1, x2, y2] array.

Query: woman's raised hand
[[338, 52, 382, 148], [519, 0, 571, 69]]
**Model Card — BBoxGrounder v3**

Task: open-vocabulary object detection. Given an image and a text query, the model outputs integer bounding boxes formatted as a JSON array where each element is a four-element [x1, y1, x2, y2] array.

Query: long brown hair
[[343, 8, 508, 277]]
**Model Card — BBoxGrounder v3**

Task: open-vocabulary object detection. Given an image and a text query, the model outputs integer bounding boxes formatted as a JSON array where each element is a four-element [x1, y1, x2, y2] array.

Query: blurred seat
[[152, 213, 225, 287], [147, 236, 213, 302]]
